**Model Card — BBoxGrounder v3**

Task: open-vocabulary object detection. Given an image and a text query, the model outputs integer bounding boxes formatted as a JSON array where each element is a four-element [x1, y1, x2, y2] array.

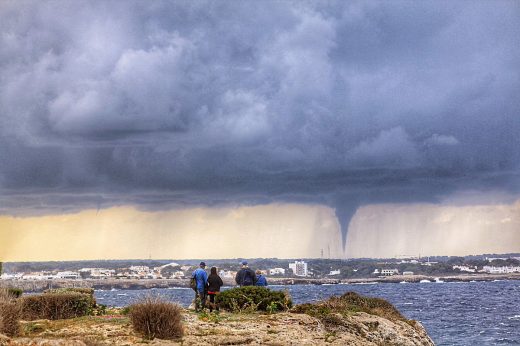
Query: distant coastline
[[1, 273, 519, 293]]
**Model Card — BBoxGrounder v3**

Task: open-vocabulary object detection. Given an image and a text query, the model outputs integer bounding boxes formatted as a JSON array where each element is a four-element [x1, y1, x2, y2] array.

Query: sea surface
[[95, 280, 520, 346]]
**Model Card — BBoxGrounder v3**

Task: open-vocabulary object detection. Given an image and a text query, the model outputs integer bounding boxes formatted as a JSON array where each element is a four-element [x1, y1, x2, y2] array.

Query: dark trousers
[[208, 293, 219, 312], [194, 290, 206, 311]]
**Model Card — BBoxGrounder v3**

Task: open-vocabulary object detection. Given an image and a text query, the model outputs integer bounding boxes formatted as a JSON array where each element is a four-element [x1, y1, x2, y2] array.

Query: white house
[[0, 273, 24, 280], [269, 268, 286, 275], [79, 268, 115, 278], [381, 269, 399, 276], [453, 265, 476, 273], [219, 270, 236, 279], [55, 271, 80, 279], [328, 269, 341, 276], [129, 266, 150, 273], [172, 271, 185, 279], [482, 266, 520, 274]]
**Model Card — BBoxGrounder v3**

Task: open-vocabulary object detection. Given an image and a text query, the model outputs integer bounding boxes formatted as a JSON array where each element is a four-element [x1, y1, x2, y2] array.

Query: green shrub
[[93, 303, 107, 316], [0, 289, 21, 336], [292, 291, 410, 330], [129, 295, 183, 340], [7, 288, 23, 298], [20, 292, 95, 320], [44, 287, 94, 297], [217, 287, 292, 313]]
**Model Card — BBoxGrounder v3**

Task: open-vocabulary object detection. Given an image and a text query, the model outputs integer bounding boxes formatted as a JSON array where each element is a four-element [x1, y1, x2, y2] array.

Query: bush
[[20, 292, 95, 320], [0, 289, 21, 336], [292, 291, 410, 330], [7, 288, 23, 298], [129, 295, 184, 340], [217, 287, 292, 313], [44, 288, 94, 297]]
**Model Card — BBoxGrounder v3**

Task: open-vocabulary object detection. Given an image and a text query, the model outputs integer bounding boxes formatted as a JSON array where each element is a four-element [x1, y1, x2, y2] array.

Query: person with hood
[[207, 266, 224, 312], [255, 270, 268, 286], [235, 261, 257, 286], [191, 261, 208, 311]]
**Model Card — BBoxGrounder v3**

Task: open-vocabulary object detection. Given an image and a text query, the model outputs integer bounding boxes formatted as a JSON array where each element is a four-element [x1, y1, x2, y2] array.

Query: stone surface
[[0, 309, 434, 345]]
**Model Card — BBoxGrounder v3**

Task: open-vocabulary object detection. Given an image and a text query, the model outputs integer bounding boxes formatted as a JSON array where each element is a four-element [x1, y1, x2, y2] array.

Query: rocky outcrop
[[0, 309, 433, 345]]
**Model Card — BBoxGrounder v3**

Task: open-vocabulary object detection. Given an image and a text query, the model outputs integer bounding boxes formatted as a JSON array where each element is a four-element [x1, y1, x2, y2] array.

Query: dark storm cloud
[[1, 1, 519, 241]]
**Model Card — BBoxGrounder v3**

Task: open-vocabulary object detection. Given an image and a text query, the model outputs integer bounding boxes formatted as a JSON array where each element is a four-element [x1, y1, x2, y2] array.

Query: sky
[[0, 1, 519, 260]]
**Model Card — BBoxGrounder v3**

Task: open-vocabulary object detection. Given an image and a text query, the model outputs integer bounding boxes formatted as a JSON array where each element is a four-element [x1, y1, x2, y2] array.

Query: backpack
[[190, 274, 197, 291], [242, 269, 255, 286]]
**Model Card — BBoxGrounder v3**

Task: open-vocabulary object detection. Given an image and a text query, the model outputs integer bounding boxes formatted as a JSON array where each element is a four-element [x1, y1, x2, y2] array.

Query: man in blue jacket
[[192, 262, 208, 311]]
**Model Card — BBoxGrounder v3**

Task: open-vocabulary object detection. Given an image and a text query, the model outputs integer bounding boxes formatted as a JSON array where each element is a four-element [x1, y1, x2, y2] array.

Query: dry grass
[[0, 288, 21, 337], [129, 295, 184, 340]]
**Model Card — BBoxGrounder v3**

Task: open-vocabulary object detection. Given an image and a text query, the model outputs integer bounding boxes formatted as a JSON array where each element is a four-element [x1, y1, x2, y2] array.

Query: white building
[[219, 270, 236, 279], [482, 266, 520, 274], [129, 266, 150, 273], [0, 273, 24, 280], [400, 259, 419, 264], [269, 268, 286, 275], [373, 269, 380, 275], [289, 261, 308, 277], [129, 266, 152, 278], [328, 269, 341, 276], [486, 257, 508, 262], [21, 273, 53, 280], [55, 271, 80, 279], [381, 269, 399, 276], [453, 265, 476, 273], [402, 271, 414, 276], [172, 271, 185, 278], [79, 268, 115, 278]]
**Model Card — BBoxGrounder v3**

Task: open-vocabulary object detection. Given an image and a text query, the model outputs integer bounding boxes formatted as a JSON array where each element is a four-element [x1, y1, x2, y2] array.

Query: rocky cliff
[[1, 309, 433, 345]]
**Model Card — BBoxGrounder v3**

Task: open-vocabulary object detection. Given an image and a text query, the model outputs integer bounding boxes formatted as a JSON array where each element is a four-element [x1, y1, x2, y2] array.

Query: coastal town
[[1, 255, 519, 283]]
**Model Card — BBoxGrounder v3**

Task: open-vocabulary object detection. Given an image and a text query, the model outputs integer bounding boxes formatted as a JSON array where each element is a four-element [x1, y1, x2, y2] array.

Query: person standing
[[235, 261, 256, 286], [207, 266, 224, 312], [255, 270, 268, 286], [191, 261, 208, 312]]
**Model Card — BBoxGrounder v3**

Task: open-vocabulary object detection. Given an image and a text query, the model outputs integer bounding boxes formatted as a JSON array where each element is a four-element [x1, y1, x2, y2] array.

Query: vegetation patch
[[292, 291, 413, 330], [0, 289, 21, 336], [20, 292, 96, 320], [5, 288, 23, 298], [217, 287, 292, 313], [44, 287, 95, 297], [129, 295, 183, 340]]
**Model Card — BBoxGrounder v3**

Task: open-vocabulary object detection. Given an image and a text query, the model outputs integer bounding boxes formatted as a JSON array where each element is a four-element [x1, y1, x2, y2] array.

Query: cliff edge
[[1, 291, 434, 345]]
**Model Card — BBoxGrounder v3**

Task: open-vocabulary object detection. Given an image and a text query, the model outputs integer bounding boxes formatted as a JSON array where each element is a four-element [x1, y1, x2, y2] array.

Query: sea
[[95, 279, 520, 346]]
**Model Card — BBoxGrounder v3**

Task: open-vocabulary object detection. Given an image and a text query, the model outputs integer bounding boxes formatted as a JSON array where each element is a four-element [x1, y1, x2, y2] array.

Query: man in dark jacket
[[235, 261, 257, 286]]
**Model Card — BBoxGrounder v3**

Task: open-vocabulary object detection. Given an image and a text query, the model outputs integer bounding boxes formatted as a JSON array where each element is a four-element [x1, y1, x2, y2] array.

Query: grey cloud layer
[[1, 1, 519, 232]]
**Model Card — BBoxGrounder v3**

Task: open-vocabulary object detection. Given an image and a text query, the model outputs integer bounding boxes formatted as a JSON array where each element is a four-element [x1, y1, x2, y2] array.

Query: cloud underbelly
[[0, 204, 344, 261]]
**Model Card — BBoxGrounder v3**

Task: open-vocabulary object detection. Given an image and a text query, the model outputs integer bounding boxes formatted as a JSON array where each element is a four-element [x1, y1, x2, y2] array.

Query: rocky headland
[[1, 291, 434, 346], [1, 310, 433, 346]]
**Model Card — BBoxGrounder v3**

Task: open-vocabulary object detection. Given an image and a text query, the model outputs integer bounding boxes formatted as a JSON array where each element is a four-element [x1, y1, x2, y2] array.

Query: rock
[[7, 338, 87, 345], [10, 308, 433, 345], [0, 333, 11, 346]]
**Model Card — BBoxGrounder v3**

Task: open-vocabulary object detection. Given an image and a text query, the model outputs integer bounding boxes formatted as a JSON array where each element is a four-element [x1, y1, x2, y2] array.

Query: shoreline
[[1, 273, 519, 292]]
